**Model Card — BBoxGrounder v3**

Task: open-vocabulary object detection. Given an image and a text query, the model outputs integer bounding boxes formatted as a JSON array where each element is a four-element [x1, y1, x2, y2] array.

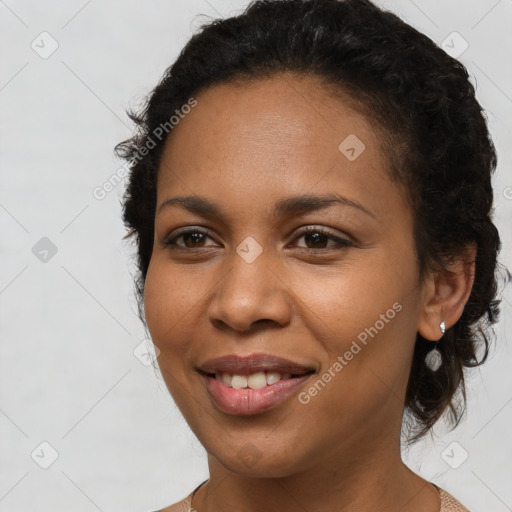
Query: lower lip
[[202, 373, 313, 415]]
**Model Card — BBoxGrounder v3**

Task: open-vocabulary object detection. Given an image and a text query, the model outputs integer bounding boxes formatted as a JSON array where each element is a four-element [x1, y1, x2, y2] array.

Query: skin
[[144, 72, 475, 512]]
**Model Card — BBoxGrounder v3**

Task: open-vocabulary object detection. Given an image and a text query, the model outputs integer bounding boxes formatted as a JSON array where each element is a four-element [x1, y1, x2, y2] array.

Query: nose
[[207, 254, 292, 333]]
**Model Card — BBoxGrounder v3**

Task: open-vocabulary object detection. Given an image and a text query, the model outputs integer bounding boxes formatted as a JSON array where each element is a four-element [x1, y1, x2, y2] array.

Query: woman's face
[[144, 72, 426, 476]]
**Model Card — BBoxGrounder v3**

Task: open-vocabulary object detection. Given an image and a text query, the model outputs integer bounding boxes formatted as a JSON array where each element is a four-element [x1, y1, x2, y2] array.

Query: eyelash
[[162, 226, 355, 253]]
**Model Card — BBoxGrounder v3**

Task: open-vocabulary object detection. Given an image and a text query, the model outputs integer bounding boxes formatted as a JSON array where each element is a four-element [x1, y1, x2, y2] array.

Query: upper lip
[[198, 353, 316, 376]]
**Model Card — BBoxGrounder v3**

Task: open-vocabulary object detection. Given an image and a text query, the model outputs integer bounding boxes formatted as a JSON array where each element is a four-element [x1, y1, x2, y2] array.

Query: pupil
[[184, 233, 204, 247], [306, 232, 326, 248]]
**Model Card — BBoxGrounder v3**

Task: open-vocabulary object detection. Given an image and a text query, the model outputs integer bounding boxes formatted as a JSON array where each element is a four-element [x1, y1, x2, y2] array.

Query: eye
[[162, 228, 217, 250], [161, 226, 355, 252], [290, 227, 354, 251]]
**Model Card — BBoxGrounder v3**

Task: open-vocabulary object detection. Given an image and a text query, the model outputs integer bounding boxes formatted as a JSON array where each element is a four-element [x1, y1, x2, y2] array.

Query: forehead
[[156, 72, 406, 222]]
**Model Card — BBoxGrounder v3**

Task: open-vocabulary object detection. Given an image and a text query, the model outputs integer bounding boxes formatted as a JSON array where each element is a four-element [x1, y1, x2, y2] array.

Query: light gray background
[[1, 1, 511, 511]]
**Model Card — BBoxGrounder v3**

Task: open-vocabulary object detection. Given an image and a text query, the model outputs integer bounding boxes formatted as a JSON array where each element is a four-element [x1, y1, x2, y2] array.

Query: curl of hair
[[115, 0, 503, 443]]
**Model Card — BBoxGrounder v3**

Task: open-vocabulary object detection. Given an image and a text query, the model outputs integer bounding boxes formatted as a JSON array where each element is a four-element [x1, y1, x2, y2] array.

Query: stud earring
[[425, 321, 445, 372]]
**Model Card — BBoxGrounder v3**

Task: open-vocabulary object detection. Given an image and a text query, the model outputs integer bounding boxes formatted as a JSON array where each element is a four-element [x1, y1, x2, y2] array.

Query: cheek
[[143, 259, 187, 347], [143, 261, 166, 337], [294, 272, 416, 446], [143, 257, 216, 358], [143, 260, 198, 403], [305, 253, 412, 333], [301, 247, 420, 383]]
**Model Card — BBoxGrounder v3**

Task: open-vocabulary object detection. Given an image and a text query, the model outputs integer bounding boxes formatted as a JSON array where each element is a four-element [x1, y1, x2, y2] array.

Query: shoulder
[[437, 486, 471, 512], [150, 490, 194, 512]]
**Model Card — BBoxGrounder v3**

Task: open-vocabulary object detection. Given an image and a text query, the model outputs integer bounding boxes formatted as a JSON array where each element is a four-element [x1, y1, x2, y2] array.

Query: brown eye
[[180, 231, 208, 248], [163, 228, 216, 249], [301, 231, 330, 249], [162, 226, 354, 253], [292, 228, 354, 251]]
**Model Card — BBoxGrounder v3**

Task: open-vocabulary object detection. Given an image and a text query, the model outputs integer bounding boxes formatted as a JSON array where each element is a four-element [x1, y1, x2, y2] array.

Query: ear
[[417, 243, 476, 341]]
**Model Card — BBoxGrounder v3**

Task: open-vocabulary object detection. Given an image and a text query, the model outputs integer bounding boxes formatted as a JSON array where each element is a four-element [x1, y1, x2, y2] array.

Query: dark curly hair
[[115, 0, 503, 443]]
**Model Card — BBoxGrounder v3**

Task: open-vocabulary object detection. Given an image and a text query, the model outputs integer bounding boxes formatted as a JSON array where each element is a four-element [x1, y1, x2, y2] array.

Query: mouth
[[198, 352, 316, 378], [197, 353, 316, 415], [199, 369, 315, 389]]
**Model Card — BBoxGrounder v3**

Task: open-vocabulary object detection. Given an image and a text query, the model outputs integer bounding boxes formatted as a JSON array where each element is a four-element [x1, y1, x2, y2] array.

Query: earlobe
[[417, 243, 476, 341]]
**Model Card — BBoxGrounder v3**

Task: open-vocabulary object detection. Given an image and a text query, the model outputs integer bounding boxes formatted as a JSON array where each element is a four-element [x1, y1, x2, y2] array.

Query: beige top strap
[[437, 486, 470, 511], [161, 482, 470, 511]]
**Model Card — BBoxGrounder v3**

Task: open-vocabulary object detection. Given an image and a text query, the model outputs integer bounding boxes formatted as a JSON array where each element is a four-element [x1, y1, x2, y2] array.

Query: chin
[[207, 438, 311, 479]]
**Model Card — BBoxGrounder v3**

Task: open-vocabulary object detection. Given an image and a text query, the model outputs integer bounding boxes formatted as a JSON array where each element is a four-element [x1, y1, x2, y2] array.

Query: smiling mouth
[[197, 352, 317, 414], [200, 369, 316, 390], [199, 369, 316, 416]]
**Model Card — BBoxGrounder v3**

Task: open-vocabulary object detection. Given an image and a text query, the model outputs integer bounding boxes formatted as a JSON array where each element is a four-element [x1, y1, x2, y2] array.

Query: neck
[[192, 430, 440, 512]]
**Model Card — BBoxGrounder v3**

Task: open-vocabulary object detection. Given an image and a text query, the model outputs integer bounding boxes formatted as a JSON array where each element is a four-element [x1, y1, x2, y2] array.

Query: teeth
[[215, 371, 296, 389], [231, 375, 248, 389], [248, 372, 267, 389], [266, 371, 282, 385]]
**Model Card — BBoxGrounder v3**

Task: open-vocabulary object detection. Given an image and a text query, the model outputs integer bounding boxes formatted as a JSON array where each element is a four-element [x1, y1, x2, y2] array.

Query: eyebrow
[[158, 193, 376, 220]]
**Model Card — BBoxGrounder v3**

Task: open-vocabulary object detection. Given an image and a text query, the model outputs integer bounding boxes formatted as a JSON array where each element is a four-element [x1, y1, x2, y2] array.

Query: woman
[[115, 0, 502, 510]]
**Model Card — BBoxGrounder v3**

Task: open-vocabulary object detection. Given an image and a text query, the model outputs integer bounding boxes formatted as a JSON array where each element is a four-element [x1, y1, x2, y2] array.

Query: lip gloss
[[202, 373, 313, 415]]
